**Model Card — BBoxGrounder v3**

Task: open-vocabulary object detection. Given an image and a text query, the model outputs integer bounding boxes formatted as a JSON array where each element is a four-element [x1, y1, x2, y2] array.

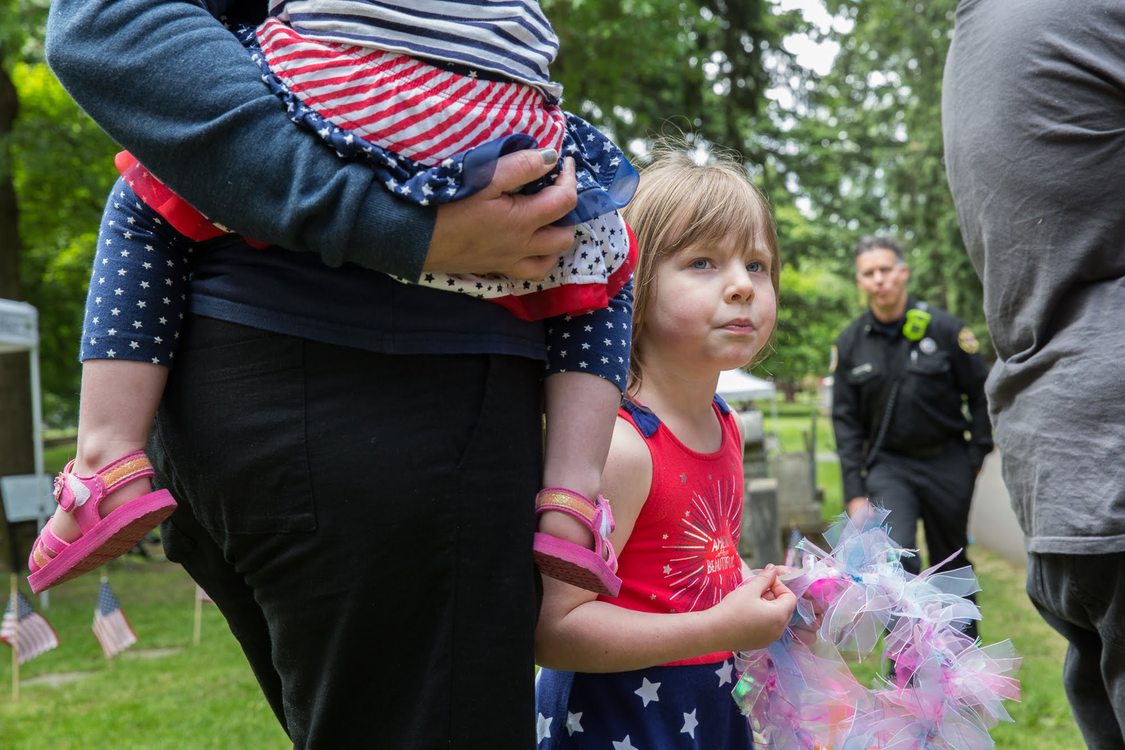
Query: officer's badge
[[829, 345, 838, 373], [958, 327, 980, 354], [902, 309, 932, 341], [919, 337, 938, 355]]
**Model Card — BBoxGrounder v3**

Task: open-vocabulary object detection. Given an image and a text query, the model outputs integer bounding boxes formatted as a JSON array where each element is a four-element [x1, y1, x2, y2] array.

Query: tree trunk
[[780, 380, 800, 403], [0, 61, 35, 572]]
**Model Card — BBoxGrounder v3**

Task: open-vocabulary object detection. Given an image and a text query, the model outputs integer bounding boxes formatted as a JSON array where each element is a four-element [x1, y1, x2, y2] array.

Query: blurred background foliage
[[1, 0, 981, 434]]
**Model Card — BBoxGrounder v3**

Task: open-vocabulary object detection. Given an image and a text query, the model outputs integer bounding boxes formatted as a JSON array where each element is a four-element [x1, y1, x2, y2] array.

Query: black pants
[[153, 316, 544, 749], [865, 443, 979, 640], [1027, 552, 1125, 750], [864, 443, 976, 578]]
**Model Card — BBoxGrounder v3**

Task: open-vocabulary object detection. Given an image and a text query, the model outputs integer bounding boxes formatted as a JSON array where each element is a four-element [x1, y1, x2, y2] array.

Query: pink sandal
[[532, 488, 622, 597], [27, 451, 177, 593]]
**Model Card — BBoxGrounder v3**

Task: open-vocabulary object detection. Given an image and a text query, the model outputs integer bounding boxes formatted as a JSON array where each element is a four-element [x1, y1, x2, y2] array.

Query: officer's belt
[[881, 442, 951, 460]]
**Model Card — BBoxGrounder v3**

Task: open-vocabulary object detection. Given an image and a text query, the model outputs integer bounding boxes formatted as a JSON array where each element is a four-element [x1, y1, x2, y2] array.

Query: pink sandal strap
[[29, 524, 69, 570], [52, 450, 156, 533], [534, 487, 617, 561], [535, 488, 600, 525], [97, 452, 156, 492], [29, 449, 176, 593], [533, 488, 621, 596]]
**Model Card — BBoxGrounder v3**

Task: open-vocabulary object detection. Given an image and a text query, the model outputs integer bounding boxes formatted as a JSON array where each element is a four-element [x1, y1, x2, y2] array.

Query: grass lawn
[[43, 443, 76, 475], [0, 552, 1084, 749], [0, 560, 288, 749], [972, 549, 1083, 749], [12, 425, 1084, 748]]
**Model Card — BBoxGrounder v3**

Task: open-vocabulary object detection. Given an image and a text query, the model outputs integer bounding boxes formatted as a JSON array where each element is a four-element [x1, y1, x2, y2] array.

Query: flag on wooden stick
[[92, 579, 137, 658], [195, 584, 214, 604], [192, 584, 215, 646], [1, 590, 59, 664]]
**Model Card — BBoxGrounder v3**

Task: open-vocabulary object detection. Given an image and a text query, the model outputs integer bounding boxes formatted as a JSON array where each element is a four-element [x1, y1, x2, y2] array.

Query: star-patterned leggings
[[79, 181, 193, 365], [535, 660, 754, 749], [79, 178, 631, 390]]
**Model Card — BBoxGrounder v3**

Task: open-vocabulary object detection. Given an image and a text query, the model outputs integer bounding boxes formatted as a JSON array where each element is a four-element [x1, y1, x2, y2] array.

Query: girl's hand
[[708, 565, 797, 652], [790, 583, 831, 647], [760, 564, 828, 647]]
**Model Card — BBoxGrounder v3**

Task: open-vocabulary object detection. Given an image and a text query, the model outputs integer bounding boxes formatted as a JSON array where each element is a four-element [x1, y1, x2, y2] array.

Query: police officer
[[831, 236, 992, 631]]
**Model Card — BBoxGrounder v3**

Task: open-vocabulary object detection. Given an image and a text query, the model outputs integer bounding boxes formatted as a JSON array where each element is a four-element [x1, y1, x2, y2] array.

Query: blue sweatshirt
[[46, 0, 546, 359], [47, 0, 430, 279]]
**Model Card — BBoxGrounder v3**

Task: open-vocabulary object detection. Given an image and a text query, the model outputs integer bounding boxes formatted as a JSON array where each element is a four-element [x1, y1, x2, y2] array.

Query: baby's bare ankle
[[538, 509, 595, 548]]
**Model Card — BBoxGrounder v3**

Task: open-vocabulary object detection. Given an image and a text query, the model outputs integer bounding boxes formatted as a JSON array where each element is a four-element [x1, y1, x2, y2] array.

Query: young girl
[[534, 145, 797, 748], [28, 1, 636, 595]]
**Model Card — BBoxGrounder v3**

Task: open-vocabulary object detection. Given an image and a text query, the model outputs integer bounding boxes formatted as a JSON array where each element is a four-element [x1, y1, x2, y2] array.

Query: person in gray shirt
[[943, 1, 1125, 747]]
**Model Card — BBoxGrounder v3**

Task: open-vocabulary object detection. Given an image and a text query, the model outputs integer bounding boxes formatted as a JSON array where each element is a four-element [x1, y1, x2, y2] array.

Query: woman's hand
[[426, 151, 578, 278]]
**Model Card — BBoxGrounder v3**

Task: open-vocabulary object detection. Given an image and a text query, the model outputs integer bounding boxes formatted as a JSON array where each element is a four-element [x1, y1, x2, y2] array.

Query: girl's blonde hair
[[622, 141, 780, 392]]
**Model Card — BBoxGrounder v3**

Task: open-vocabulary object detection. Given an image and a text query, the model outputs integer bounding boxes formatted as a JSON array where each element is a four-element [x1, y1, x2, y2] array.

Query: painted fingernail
[[540, 148, 558, 165]]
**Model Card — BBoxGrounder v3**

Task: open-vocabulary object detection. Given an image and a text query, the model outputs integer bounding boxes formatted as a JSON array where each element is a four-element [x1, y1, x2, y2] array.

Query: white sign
[[0, 474, 52, 524], [0, 298, 38, 353]]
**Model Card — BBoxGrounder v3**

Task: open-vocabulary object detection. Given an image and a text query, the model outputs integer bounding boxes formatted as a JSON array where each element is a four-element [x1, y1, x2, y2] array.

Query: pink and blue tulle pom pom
[[733, 507, 1021, 750]]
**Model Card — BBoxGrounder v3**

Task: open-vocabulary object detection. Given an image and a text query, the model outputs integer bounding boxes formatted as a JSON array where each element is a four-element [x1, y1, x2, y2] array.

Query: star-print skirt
[[240, 19, 639, 321], [535, 660, 755, 749]]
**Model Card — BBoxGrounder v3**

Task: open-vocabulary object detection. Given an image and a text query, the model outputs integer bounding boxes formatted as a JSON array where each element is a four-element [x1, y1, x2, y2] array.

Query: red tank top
[[609, 396, 745, 666]]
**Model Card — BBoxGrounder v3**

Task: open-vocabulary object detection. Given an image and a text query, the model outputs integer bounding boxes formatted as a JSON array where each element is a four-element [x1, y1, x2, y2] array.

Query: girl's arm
[[535, 418, 797, 673], [45, 0, 575, 282]]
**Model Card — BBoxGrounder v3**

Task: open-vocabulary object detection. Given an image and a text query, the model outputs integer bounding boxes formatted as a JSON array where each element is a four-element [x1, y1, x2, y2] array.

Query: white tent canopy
[[716, 368, 776, 402]]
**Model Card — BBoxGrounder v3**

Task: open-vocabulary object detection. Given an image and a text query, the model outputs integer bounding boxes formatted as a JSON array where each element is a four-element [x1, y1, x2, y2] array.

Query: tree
[[0, 0, 49, 568], [0, 39, 29, 486], [4, 0, 990, 434], [544, 0, 810, 179], [754, 254, 854, 399], [777, 0, 987, 341], [13, 62, 118, 425]]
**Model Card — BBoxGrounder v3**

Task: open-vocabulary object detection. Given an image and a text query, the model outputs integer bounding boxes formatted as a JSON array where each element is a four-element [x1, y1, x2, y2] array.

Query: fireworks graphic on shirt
[[664, 474, 743, 611]]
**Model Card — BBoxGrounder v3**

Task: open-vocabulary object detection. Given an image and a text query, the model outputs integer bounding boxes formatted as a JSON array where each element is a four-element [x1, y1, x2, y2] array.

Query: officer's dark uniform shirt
[[831, 297, 993, 502]]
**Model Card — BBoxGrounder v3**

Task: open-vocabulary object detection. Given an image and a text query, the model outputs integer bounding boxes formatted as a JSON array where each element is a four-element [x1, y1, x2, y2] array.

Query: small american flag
[[92, 580, 137, 658], [1, 591, 59, 664]]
